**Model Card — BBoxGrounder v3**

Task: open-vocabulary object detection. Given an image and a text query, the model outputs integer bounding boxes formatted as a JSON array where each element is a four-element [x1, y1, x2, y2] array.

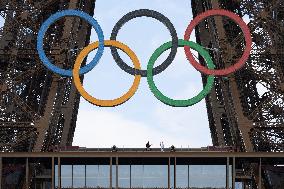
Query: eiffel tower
[[0, 0, 283, 188]]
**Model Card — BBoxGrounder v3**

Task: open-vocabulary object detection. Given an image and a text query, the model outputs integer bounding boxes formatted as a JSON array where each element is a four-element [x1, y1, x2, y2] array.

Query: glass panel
[[170, 165, 174, 189], [86, 165, 96, 187], [144, 165, 168, 188], [61, 165, 72, 188], [131, 165, 168, 188], [55, 165, 58, 188], [97, 165, 110, 187], [176, 165, 188, 188], [118, 165, 130, 188], [86, 165, 110, 188], [131, 165, 143, 187], [73, 165, 85, 188], [189, 165, 226, 188]]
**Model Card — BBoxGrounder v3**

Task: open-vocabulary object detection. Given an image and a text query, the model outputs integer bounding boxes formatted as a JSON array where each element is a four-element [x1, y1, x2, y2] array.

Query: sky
[[72, 0, 212, 148], [0, 1, 213, 149]]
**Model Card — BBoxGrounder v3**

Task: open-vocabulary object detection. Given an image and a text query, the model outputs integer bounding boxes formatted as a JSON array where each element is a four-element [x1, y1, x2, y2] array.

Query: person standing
[[160, 141, 164, 152], [146, 141, 152, 151]]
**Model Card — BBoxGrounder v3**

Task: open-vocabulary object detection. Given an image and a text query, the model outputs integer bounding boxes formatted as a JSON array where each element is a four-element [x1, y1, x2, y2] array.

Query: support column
[[168, 157, 170, 189], [232, 157, 235, 189], [174, 157, 176, 189], [116, 157, 118, 189], [259, 158, 262, 189], [226, 157, 229, 189], [85, 164, 87, 188], [110, 157, 112, 189], [52, 157, 54, 189], [25, 158, 29, 189], [71, 165, 74, 188], [0, 157, 2, 189], [130, 164, 132, 189], [58, 157, 61, 189]]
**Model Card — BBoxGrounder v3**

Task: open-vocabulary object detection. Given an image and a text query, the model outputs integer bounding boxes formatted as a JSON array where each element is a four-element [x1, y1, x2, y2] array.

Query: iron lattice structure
[[192, 0, 284, 153], [192, 0, 284, 188], [0, 0, 283, 188], [0, 0, 95, 152]]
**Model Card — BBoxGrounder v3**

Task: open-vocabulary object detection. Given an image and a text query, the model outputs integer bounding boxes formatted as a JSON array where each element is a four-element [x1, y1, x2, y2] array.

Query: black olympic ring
[[110, 9, 178, 77]]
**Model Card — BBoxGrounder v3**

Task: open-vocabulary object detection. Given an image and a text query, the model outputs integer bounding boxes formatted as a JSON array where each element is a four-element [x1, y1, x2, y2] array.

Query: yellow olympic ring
[[73, 40, 141, 107]]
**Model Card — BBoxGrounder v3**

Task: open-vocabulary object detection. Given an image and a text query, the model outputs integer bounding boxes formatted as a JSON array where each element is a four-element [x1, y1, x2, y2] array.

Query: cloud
[[73, 109, 174, 148], [73, 107, 212, 148], [73, 0, 213, 149], [153, 97, 212, 147]]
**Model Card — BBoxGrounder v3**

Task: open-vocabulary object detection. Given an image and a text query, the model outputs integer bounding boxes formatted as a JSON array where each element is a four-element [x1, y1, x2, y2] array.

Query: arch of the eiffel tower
[[0, 0, 283, 188]]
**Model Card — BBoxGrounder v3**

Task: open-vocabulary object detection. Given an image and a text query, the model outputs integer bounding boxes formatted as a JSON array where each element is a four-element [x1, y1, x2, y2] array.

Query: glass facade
[[1, 155, 283, 189], [130, 165, 168, 188]]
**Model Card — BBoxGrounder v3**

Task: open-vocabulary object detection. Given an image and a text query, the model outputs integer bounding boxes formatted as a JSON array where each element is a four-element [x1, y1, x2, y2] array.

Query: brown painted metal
[[52, 157, 55, 189], [0, 157, 2, 189], [174, 157, 176, 189], [116, 156, 118, 189], [1, 152, 281, 189], [25, 158, 29, 189], [110, 157, 112, 189], [167, 157, 170, 189], [1, 0, 283, 188], [0, 151, 283, 158], [58, 157, 61, 189], [232, 157, 235, 189], [192, 0, 284, 152], [0, 0, 96, 152], [226, 157, 229, 189], [191, 0, 284, 188]]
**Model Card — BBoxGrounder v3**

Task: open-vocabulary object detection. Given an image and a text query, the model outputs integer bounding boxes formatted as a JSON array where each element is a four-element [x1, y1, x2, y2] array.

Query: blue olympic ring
[[37, 10, 104, 77]]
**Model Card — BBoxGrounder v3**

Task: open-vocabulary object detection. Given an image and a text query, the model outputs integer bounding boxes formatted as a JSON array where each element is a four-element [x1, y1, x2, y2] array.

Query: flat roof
[[0, 152, 283, 158]]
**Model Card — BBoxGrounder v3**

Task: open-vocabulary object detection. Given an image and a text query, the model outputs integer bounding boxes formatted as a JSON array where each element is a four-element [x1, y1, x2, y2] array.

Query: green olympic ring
[[147, 39, 215, 107]]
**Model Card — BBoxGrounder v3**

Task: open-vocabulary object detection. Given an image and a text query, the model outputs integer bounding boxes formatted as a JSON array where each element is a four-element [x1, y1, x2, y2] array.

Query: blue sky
[[73, 0, 212, 148], [0, 1, 213, 148]]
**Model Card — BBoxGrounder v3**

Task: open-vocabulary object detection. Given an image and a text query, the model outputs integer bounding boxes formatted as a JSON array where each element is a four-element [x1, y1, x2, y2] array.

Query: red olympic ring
[[184, 9, 252, 76]]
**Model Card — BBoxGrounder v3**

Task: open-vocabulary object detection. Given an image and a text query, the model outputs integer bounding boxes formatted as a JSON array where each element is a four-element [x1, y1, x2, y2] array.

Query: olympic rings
[[147, 39, 215, 107], [110, 9, 178, 77], [37, 8, 252, 107], [184, 9, 252, 76], [37, 10, 104, 77], [73, 40, 141, 107]]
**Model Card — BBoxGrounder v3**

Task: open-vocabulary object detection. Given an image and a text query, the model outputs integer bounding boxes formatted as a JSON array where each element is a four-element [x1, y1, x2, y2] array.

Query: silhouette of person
[[146, 141, 151, 150], [160, 141, 164, 152]]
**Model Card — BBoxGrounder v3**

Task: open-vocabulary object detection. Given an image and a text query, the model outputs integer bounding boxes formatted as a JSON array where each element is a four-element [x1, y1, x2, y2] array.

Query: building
[[1, 149, 284, 189], [0, 0, 283, 188]]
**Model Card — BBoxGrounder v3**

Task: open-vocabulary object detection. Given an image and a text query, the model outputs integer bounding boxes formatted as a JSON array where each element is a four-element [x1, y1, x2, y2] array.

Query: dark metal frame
[[1, 151, 283, 189]]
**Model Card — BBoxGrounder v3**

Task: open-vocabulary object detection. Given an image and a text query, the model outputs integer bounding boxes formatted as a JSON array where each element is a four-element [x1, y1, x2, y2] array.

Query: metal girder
[[0, 0, 96, 152], [191, 0, 284, 188], [192, 0, 284, 152]]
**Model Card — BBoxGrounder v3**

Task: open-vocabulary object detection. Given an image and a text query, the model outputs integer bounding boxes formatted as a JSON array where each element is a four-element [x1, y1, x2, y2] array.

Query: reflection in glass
[[118, 165, 130, 188], [86, 165, 110, 187], [176, 165, 188, 188], [61, 165, 72, 188], [86, 165, 96, 187], [73, 165, 85, 188], [96, 165, 110, 187], [189, 165, 226, 188], [131, 165, 168, 188]]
